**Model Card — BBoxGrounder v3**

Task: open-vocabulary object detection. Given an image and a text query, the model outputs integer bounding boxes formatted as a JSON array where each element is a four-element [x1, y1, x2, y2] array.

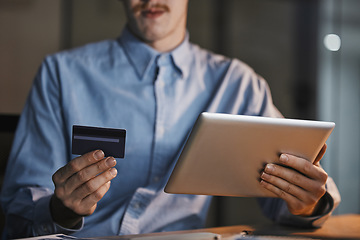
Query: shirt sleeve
[[0, 56, 83, 238], [4, 188, 83, 238], [206, 58, 283, 119]]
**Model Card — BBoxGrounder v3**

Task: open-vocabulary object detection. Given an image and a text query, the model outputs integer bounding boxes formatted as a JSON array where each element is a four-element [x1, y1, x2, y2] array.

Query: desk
[[103, 214, 360, 239]]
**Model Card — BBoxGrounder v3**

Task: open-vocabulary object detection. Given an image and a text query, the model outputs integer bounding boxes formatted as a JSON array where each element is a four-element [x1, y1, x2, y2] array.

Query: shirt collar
[[118, 27, 159, 80], [118, 27, 192, 81], [170, 32, 191, 80]]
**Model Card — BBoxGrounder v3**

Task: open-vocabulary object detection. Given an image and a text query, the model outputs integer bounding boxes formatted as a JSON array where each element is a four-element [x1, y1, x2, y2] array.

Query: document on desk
[[16, 232, 221, 240], [92, 232, 221, 240], [16, 234, 78, 240], [226, 235, 321, 240], [124, 232, 221, 240]]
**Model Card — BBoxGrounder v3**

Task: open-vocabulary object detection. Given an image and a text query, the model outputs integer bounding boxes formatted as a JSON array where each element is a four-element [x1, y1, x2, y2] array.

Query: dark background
[[1, 0, 359, 234]]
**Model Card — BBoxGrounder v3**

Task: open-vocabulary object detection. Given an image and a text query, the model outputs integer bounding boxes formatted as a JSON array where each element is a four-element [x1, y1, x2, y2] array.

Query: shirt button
[[157, 80, 165, 88], [153, 176, 160, 182], [157, 126, 165, 137], [41, 225, 49, 233], [159, 55, 166, 62], [133, 202, 140, 209]]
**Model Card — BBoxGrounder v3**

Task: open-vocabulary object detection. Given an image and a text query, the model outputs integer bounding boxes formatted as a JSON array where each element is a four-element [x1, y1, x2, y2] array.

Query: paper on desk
[[94, 232, 221, 240], [16, 232, 221, 240], [15, 234, 78, 240], [225, 235, 321, 240], [128, 232, 220, 240]]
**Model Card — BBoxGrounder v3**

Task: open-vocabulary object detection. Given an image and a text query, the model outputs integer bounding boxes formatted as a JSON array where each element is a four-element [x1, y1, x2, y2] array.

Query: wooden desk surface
[[209, 214, 360, 239], [104, 214, 360, 239]]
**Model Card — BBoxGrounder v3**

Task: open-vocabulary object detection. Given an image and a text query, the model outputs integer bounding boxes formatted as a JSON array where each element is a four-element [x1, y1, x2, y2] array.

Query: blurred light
[[324, 34, 341, 51]]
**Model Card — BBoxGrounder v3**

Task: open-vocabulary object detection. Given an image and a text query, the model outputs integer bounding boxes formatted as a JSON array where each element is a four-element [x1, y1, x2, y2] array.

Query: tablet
[[164, 112, 335, 197]]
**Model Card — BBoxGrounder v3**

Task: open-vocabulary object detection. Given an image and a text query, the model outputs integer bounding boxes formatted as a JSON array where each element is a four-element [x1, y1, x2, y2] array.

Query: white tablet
[[164, 112, 335, 197]]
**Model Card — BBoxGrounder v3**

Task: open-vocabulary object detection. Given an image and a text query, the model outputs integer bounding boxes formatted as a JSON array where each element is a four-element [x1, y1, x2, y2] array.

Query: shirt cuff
[[276, 191, 335, 228], [33, 194, 84, 236]]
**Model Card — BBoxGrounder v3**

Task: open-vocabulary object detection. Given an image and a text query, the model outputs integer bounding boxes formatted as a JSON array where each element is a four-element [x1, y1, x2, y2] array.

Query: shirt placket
[[150, 54, 176, 183], [119, 54, 176, 235]]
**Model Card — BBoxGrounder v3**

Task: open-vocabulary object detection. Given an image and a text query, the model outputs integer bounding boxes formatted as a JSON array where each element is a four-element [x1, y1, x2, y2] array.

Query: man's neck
[[145, 29, 186, 52], [127, 25, 186, 53]]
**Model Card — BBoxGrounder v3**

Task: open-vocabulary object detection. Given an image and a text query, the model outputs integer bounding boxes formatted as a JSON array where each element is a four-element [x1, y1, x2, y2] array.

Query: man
[[0, 0, 340, 238]]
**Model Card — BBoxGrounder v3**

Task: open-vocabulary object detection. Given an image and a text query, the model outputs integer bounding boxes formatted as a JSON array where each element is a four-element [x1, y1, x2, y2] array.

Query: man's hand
[[260, 144, 328, 216], [51, 150, 117, 228]]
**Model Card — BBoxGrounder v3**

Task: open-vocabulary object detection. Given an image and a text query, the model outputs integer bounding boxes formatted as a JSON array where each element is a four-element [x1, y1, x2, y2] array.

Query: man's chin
[[137, 28, 169, 43]]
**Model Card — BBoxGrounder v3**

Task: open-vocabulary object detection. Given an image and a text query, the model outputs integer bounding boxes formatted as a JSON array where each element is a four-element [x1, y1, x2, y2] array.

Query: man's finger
[[79, 181, 112, 215], [260, 178, 300, 203], [73, 167, 117, 200], [263, 163, 323, 193], [65, 157, 117, 193], [53, 150, 104, 183], [278, 154, 327, 181], [313, 143, 327, 165]]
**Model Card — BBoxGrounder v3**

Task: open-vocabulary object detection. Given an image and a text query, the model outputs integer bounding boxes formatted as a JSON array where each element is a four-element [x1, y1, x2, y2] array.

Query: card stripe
[[73, 135, 120, 143]]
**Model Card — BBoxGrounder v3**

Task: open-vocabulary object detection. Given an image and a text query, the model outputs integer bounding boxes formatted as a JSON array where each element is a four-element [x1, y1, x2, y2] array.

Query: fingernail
[[106, 157, 116, 168], [261, 172, 269, 180], [94, 150, 104, 160], [280, 154, 288, 163], [265, 164, 274, 173], [110, 168, 117, 176]]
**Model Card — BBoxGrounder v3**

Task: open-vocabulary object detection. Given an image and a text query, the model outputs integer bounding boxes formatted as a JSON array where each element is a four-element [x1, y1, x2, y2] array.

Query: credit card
[[72, 125, 126, 158]]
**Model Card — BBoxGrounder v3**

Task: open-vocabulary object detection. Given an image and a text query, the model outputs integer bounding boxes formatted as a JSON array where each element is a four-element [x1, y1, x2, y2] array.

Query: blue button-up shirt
[[0, 28, 339, 239]]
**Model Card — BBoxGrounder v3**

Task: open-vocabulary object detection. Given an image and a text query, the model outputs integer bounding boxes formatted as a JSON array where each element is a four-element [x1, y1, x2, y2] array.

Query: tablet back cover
[[164, 112, 335, 197]]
